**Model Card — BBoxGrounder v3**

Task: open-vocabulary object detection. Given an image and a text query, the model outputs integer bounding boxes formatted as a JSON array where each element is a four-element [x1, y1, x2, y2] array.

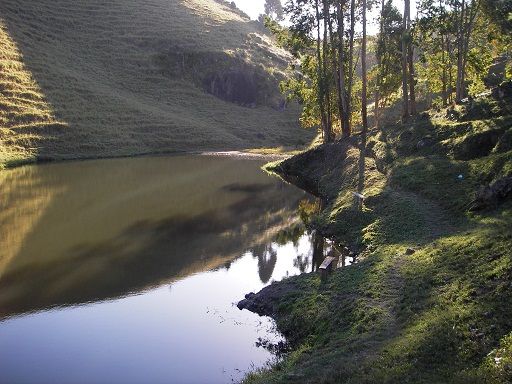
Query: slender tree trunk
[[441, 34, 448, 106], [314, 0, 328, 142], [401, 0, 409, 120], [322, 0, 333, 142], [407, 45, 416, 114], [347, 0, 356, 130], [460, 0, 479, 100], [329, 7, 344, 135], [375, 0, 385, 129], [406, 0, 416, 115], [358, 0, 368, 203], [456, 0, 465, 102], [448, 38, 454, 104], [336, 1, 350, 136]]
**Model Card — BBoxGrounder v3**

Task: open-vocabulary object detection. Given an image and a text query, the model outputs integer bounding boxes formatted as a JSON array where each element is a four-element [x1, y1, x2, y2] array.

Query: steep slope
[[0, 0, 311, 167]]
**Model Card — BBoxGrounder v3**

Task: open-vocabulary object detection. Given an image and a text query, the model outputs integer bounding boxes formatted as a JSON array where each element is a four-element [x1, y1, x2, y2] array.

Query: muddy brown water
[[0, 155, 342, 383]]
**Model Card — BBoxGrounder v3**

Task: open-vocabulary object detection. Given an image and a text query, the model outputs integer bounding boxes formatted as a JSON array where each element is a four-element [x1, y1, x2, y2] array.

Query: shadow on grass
[[255, 105, 512, 383]]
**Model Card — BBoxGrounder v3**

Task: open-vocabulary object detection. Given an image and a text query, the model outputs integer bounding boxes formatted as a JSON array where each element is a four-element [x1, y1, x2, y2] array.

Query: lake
[[0, 155, 338, 383]]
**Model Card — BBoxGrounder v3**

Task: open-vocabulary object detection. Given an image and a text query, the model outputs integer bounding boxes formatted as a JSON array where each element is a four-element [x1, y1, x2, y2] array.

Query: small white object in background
[[458, 174, 464, 180], [353, 192, 366, 200]]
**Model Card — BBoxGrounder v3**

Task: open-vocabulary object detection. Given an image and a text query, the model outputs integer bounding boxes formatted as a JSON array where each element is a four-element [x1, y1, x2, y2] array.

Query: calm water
[[0, 155, 342, 384]]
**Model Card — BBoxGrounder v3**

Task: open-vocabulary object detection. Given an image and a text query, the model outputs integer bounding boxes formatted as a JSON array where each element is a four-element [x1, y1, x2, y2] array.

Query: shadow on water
[[0, 155, 310, 319]]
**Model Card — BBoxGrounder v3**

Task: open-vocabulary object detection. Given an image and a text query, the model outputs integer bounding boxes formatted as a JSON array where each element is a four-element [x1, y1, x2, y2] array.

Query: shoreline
[[0, 148, 297, 171]]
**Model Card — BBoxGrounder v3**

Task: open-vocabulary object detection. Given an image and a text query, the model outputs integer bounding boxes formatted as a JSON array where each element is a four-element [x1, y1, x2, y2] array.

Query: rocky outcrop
[[237, 277, 303, 317], [470, 175, 512, 211], [204, 70, 258, 107], [453, 127, 509, 160]]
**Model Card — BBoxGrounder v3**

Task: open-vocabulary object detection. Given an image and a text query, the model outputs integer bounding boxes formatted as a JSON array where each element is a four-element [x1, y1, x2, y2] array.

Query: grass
[[246, 94, 512, 383], [0, 0, 313, 168]]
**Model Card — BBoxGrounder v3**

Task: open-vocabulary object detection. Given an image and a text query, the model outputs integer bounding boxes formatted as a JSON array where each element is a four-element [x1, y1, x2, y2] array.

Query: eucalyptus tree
[[264, 0, 285, 21], [358, 0, 368, 198], [416, 0, 509, 103], [400, 0, 417, 118], [374, 0, 403, 127]]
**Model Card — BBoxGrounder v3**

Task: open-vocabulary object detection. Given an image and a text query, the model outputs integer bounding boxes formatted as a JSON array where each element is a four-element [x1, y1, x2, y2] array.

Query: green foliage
[[481, 0, 512, 32], [373, 0, 403, 106], [264, 0, 284, 21]]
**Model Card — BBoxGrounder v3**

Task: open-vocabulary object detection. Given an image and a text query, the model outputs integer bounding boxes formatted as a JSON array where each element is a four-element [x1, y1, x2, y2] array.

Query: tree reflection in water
[[267, 196, 357, 279], [251, 243, 278, 284]]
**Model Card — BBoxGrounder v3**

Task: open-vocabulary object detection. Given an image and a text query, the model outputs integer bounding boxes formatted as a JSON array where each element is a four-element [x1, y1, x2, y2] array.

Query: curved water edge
[[0, 154, 347, 384], [1, 149, 290, 172]]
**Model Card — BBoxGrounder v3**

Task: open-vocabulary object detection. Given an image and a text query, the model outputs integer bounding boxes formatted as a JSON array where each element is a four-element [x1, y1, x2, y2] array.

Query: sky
[[231, 0, 418, 35]]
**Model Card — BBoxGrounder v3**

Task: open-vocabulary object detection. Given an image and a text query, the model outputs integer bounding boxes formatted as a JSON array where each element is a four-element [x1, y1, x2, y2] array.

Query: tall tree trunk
[[347, 0, 356, 130], [460, 0, 479, 100], [441, 34, 448, 107], [336, 1, 350, 137], [375, 0, 385, 129], [329, 7, 344, 136], [358, 0, 368, 202], [448, 38, 454, 104], [401, 1, 409, 120], [456, 0, 465, 102], [314, 0, 328, 142], [406, 0, 416, 115], [407, 46, 416, 114], [322, 0, 333, 142]]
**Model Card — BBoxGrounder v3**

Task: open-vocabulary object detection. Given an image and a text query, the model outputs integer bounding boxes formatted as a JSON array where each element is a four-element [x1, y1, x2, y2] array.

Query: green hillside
[[0, 0, 312, 168], [244, 90, 512, 383]]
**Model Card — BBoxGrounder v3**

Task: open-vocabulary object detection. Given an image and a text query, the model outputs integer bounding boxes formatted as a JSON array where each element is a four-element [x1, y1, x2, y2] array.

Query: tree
[[358, 0, 369, 201], [481, 0, 512, 32], [264, 0, 285, 21], [401, 0, 410, 119], [335, 0, 350, 136], [406, 0, 417, 114], [417, 0, 496, 104], [374, 0, 403, 127], [417, 0, 458, 105]]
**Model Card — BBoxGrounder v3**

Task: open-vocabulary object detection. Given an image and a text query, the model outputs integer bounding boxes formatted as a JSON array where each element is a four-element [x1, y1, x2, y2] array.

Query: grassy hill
[[0, 0, 312, 168]]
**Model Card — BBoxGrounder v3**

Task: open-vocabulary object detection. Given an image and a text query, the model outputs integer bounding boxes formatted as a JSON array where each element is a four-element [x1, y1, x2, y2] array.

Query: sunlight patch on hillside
[[182, 0, 247, 24], [0, 22, 67, 168]]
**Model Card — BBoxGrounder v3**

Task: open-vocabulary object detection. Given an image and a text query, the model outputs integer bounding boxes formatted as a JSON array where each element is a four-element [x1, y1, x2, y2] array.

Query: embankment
[[240, 90, 512, 384]]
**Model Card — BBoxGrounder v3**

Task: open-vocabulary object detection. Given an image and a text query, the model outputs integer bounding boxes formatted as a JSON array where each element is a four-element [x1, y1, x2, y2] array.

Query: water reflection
[[0, 155, 355, 384], [0, 155, 309, 320], [251, 243, 278, 284]]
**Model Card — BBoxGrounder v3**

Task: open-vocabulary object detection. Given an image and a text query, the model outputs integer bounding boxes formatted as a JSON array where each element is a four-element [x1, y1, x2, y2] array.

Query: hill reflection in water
[[0, 155, 359, 384], [0, 155, 310, 319]]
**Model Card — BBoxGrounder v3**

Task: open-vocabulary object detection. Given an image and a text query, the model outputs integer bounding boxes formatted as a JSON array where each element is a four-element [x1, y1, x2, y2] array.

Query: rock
[[453, 128, 506, 160], [493, 129, 512, 153], [470, 176, 512, 211], [416, 135, 435, 149], [405, 248, 416, 255], [237, 279, 301, 317], [492, 80, 512, 99], [204, 69, 258, 107]]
